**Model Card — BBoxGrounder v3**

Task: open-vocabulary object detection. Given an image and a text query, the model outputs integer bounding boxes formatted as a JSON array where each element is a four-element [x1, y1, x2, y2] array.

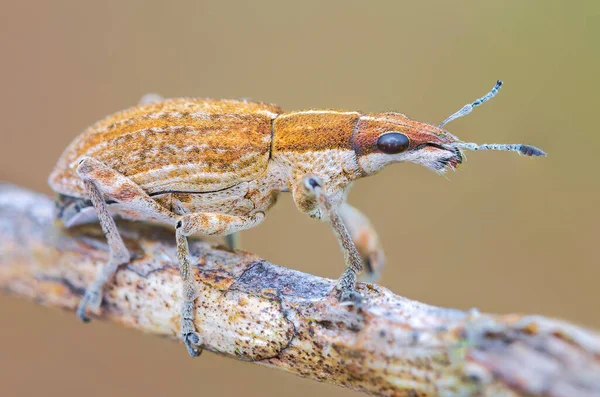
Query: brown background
[[1, 1, 598, 396]]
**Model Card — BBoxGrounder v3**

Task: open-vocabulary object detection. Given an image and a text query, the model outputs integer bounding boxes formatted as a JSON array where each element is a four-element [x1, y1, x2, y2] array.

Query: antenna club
[[519, 145, 547, 157]]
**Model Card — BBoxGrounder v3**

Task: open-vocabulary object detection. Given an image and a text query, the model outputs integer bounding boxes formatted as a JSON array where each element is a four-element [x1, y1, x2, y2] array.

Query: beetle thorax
[[271, 110, 364, 199]]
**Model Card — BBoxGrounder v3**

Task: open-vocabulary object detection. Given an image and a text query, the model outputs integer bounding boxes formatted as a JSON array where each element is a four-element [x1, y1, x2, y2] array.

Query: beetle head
[[351, 112, 545, 176], [352, 113, 465, 175], [352, 81, 546, 176]]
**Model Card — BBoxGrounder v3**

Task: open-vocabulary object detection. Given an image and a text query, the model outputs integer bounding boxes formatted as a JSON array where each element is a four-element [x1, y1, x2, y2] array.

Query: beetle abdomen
[[49, 98, 283, 197]]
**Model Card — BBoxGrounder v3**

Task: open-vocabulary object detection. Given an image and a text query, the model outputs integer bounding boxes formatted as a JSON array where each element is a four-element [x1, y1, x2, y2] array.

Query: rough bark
[[1, 183, 599, 397]]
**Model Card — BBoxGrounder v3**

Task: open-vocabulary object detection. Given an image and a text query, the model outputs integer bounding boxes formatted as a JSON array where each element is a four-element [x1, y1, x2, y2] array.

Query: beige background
[[1, 1, 598, 396]]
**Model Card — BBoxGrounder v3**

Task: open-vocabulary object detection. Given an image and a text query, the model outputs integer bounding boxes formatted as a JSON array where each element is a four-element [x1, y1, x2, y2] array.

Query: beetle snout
[[407, 128, 463, 172], [419, 142, 463, 172], [439, 147, 463, 170]]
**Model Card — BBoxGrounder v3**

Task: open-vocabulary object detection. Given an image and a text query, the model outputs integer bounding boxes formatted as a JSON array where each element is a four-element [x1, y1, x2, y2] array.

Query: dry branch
[[1, 183, 599, 397]]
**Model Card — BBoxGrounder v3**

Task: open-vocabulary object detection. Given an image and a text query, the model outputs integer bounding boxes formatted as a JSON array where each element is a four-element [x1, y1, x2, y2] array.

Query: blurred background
[[1, 1, 598, 396]]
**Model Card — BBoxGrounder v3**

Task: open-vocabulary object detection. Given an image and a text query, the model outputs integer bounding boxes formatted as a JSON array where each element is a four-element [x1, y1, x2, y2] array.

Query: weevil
[[48, 81, 545, 356]]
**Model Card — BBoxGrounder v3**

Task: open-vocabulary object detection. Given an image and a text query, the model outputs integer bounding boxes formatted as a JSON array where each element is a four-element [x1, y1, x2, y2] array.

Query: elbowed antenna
[[439, 80, 547, 157], [447, 142, 547, 157], [439, 80, 503, 128]]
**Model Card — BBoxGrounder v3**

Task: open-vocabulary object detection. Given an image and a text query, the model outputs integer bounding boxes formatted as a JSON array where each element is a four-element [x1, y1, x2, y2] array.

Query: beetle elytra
[[49, 81, 545, 356]]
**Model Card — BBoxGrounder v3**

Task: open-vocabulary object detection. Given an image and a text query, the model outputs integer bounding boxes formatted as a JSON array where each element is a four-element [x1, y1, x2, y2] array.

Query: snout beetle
[[49, 81, 545, 356]]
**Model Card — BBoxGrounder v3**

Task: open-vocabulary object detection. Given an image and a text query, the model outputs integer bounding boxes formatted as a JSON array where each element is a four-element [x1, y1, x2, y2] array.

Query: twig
[[1, 183, 599, 397]]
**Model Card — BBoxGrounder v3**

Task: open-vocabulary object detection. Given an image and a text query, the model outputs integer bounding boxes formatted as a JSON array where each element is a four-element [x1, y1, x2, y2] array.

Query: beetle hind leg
[[76, 179, 131, 322]]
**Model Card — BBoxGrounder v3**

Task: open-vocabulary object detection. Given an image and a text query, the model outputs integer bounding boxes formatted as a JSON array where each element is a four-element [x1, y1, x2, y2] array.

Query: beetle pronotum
[[49, 81, 545, 356]]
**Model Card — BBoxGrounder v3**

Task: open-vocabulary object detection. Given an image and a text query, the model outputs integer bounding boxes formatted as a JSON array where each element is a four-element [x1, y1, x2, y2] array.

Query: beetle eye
[[376, 132, 409, 154]]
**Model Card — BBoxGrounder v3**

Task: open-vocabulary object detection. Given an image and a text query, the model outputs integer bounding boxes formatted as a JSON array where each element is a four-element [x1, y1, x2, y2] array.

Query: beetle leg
[[174, 225, 203, 357], [75, 157, 179, 321], [76, 179, 131, 322], [75, 157, 210, 357], [297, 175, 364, 310], [175, 211, 265, 356], [338, 202, 385, 283], [76, 157, 265, 356], [76, 157, 202, 356], [225, 232, 240, 251], [138, 93, 164, 105], [76, 157, 177, 224]]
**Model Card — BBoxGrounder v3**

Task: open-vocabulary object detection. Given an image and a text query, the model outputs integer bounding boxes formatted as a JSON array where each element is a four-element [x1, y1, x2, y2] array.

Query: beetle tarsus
[[77, 302, 92, 323], [77, 288, 102, 323], [76, 298, 90, 323], [184, 338, 202, 357], [182, 327, 203, 357], [335, 267, 363, 311], [340, 290, 363, 311]]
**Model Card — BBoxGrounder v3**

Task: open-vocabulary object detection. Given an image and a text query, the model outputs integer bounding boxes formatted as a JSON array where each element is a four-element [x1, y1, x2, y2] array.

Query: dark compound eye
[[376, 132, 410, 154]]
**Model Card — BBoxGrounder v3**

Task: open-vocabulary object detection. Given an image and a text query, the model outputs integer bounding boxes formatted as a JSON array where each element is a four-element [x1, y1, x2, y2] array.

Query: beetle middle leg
[[338, 202, 385, 283], [138, 93, 164, 105], [176, 211, 264, 356], [297, 175, 364, 309], [225, 232, 240, 250]]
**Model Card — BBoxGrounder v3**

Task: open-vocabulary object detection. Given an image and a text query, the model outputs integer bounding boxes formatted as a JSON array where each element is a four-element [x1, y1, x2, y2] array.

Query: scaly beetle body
[[50, 101, 461, 225], [49, 82, 545, 356]]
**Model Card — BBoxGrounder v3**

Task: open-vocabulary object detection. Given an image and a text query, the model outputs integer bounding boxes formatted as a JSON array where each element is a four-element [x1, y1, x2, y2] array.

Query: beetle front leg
[[297, 176, 364, 309]]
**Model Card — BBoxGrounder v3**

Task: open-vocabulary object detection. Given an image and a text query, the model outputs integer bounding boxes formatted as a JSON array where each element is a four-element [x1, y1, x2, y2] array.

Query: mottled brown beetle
[[49, 81, 545, 356]]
